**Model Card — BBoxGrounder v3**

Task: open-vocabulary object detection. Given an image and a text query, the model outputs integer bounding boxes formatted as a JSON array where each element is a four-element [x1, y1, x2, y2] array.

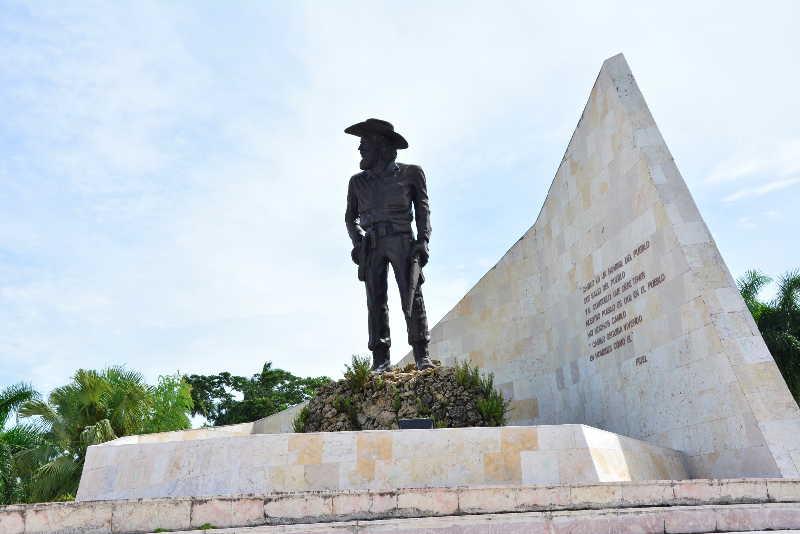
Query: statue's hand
[[412, 239, 430, 267]]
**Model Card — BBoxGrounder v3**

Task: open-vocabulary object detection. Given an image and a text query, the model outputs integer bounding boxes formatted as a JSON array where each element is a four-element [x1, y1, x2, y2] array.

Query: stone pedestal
[[77, 424, 686, 501]]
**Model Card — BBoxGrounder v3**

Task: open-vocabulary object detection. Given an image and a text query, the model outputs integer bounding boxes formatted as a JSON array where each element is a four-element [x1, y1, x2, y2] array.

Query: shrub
[[292, 405, 309, 433], [477, 389, 509, 427], [455, 360, 508, 426], [454, 360, 481, 389], [344, 355, 372, 391]]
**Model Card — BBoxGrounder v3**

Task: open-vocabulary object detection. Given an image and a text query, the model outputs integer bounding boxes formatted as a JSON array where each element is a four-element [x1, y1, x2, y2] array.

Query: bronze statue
[[345, 118, 434, 372]]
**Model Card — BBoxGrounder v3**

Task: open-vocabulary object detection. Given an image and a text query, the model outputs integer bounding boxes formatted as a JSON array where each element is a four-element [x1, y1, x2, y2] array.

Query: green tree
[[738, 269, 800, 400], [143, 374, 194, 434], [185, 362, 331, 426], [17, 367, 194, 502], [0, 383, 47, 504]]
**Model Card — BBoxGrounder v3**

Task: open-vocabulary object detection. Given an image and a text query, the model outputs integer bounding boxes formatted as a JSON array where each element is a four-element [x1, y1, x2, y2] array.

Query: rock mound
[[295, 360, 507, 432]]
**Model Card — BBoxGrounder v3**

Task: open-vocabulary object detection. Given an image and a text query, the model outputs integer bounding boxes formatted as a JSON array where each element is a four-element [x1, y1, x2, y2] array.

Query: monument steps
[[5, 479, 800, 533]]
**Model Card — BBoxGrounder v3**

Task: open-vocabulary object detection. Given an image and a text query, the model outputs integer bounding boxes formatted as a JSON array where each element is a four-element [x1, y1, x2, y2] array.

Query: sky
[[1, 1, 798, 397]]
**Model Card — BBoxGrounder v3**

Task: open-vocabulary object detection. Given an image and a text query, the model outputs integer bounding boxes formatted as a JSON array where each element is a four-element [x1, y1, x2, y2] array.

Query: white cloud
[[723, 177, 800, 203], [706, 138, 800, 185]]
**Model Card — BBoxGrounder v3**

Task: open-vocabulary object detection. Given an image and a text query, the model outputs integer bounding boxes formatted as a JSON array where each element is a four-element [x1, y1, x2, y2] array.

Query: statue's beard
[[360, 154, 376, 170]]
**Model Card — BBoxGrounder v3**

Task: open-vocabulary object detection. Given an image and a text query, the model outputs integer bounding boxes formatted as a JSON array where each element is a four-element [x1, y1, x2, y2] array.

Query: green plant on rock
[[198, 523, 216, 530], [414, 398, 431, 417], [292, 405, 309, 433], [344, 355, 372, 391], [477, 389, 509, 427], [454, 360, 481, 390], [454, 360, 509, 427], [478, 371, 496, 398]]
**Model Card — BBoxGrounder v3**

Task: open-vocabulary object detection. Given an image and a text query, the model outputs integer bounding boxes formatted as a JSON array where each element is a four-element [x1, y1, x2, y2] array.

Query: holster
[[357, 234, 369, 282]]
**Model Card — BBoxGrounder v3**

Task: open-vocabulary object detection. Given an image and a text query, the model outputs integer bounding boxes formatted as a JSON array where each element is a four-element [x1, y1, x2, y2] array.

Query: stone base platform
[[5, 479, 800, 533], [77, 425, 687, 501]]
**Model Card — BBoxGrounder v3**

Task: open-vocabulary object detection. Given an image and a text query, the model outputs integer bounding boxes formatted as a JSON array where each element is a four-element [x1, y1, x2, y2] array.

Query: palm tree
[[0, 383, 44, 504], [738, 269, 800, 400], [19, 367, 154, 502]]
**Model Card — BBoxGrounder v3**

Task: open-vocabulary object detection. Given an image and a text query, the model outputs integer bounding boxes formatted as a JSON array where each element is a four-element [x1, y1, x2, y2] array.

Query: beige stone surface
[[112, 499, 190, 532], [190, 497, 264, 528], [77, 425, 685, 500], [25, 501, 112, 534], [0, 506, 24, 534], [384, 53, 800, 479], [7, 479, 800, 533]]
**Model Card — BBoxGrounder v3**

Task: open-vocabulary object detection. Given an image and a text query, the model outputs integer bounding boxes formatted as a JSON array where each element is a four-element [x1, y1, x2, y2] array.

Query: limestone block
[[515, 485, 570, 510], [718, 479, 769, 503], [264, 494, 333, 523], [330, 492, 373, 520], [768, 479, 800, 502], [111, 499, 190, 533], [190, 497, 264, 528], [0, 506, 24, 534], [663, 505, 718, 534], [568, 483, 623, 509], [549, 509, 615, 534], [621, 481, 674, 507], [520, 450, 560, 485], [458, 486, 516, 514], [25, 501, 112, 534], [673, 480, 721, 504], [396, 489, 458, 517], [764, 505, 800, 530], [714, 503, 769, 532], [369, 492, 397, 516]]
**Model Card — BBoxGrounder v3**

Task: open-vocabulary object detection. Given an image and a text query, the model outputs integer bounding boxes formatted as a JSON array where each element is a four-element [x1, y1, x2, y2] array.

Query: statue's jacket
[[345, 162, 431, 246]]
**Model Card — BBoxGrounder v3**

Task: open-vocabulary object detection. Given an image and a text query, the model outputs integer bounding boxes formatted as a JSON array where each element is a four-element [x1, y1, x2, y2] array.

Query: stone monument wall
[[77, 425, 686, 501], [413, 54, 800, 478]]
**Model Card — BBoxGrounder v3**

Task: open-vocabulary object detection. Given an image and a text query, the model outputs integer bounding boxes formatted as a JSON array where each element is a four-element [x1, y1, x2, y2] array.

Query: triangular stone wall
[[416, 54, 800, 478]]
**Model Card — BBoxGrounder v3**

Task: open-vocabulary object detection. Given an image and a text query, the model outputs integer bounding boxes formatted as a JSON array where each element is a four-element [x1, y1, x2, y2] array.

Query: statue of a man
[[344, 118, 434, 372]]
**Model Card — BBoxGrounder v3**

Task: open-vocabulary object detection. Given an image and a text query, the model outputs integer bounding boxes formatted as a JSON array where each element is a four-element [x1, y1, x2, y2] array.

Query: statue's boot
[[413, 343, 435, 370], [371, 348, 391, 373]]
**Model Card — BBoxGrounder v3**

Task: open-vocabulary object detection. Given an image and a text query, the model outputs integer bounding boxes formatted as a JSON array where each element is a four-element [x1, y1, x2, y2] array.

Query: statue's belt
[[363, 221, 412, 243]]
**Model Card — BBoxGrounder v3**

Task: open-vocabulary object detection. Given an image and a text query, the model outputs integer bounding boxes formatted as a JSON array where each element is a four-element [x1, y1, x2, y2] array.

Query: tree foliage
[[2, 368, 194, 504], [143, 374, 194, 434], [738, 269, 800, 401], [0, 383, 43, 504], [185, 362, 331, 426]]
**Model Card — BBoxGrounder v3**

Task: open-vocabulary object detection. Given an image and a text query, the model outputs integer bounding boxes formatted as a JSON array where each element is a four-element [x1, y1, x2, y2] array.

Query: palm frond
[[0, 383, 40, 427], [103, 366, 153, 435], [738, 269, 772, 300], [18, 399, 59, 428], [738, 270, 772, 320], [30, 454, 82, 503], [775, 270, 800, 316], [1, 423, 45, 451]]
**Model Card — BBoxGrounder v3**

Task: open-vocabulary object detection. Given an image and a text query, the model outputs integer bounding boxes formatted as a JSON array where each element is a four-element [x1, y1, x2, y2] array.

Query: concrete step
[[152, 505, 800, 533], [4, 479, 800, 533]]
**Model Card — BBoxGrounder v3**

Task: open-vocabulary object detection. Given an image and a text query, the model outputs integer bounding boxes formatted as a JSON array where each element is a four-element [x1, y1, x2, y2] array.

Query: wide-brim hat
[[344, 118, 408, 149]]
